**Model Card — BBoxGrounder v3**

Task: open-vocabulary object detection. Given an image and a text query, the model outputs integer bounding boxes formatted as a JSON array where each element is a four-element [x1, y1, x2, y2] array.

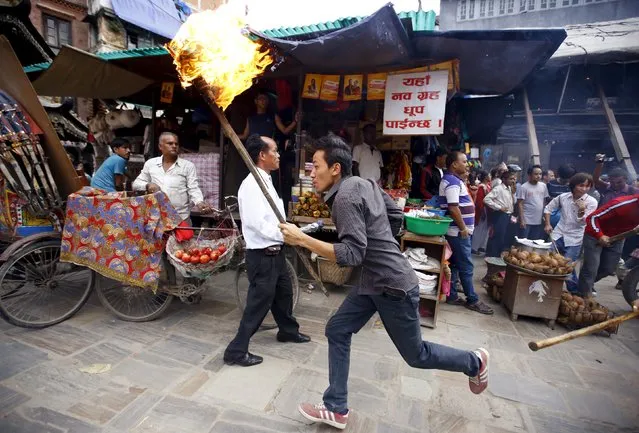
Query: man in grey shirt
[[279, 135, 489, 430]]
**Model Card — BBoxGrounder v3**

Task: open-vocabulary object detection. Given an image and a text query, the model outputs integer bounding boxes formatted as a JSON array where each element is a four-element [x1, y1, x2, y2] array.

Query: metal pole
[[523, 88, 541, 166], [193, 78, 329, 296], [598, 84, 637, 180], [556, 65, 571, 114]]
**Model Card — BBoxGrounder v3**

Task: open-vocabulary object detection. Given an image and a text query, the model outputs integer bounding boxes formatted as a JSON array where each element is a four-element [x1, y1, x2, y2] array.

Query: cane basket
[[316, 256, 353, 286], [166, 226, 240, 279]]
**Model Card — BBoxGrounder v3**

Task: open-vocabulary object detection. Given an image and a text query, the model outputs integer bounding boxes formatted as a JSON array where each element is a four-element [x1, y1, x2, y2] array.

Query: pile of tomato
[[174, 244, 227, 265]]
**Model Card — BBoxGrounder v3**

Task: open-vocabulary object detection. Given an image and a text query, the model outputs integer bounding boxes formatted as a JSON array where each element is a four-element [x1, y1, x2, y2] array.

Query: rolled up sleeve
[[332, 192, 367, 267]]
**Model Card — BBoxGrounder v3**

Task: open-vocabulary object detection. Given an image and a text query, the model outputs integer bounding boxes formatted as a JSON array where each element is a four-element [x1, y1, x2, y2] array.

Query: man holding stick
[[279, 136, 488, 430], [578, 193, 639, 302], [223, 134, 310, 367]]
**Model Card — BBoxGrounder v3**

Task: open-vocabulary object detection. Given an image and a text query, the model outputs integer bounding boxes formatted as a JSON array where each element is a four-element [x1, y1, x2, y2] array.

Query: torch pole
[[194, 79, 329, 296]]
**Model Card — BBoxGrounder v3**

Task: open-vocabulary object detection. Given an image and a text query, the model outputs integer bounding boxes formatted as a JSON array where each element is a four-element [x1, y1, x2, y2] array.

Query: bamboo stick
[[529, 310, 639, 351]]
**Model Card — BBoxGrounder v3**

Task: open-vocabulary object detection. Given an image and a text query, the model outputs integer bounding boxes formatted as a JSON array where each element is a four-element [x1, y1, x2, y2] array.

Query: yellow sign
[[366, 73, 387, 100], [302, 74, 321, 99], [319, 75, 340, 101], [343, 74, 363, 101], [160, 82, 175, 103]]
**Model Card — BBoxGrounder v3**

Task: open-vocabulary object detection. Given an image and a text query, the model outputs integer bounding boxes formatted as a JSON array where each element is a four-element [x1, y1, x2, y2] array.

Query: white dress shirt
[[132, 156, 204, 221], [483, 183, 515, 214], [544, 192, 598, 247], [238, 167, 285, 249], [352, 143, 383, 182]]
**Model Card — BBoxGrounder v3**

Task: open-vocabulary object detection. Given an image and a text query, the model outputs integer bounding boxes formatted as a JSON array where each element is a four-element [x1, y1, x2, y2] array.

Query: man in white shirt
[[543, 173, 598, 293], [132, 132, 211, 220], [516, 165, 549, 240], [484, 170, 517, 257], [224, 135, 310, 367], [352, 124, 383, 183]]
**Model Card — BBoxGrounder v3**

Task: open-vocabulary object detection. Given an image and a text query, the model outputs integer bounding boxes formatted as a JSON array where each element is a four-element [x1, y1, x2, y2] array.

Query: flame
[[167, 6, 273, 110]]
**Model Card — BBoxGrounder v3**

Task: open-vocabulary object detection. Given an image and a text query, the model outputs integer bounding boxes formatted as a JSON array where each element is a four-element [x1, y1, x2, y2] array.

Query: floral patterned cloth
[[60, 187, 182, 289]]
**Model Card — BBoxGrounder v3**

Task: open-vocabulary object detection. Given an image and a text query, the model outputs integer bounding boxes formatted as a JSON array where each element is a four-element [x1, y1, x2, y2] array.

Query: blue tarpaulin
[[111, 0, 184, 39]]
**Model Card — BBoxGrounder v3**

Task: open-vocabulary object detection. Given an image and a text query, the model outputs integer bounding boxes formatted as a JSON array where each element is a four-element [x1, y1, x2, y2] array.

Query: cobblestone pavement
[[1, 258, 638, 433]]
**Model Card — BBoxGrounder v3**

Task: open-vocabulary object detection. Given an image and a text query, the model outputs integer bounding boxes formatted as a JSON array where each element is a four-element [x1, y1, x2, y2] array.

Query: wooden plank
[[598, 85, 637, 180], [523, 88, 541, 166]]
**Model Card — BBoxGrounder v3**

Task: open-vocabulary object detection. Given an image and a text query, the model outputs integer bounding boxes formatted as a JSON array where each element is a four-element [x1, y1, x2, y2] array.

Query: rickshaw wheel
[[234, 258, 300, 313], [0, 240, 94, 328], [95, 277, 173, 322]]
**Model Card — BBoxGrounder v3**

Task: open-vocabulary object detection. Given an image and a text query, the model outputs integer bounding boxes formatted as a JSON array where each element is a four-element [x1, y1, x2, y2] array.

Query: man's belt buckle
[[265, 245, 281, 256]]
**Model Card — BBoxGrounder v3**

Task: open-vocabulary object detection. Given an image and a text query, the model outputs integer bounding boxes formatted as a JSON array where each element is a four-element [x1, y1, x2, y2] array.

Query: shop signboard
[[383, 70, 448, 135]]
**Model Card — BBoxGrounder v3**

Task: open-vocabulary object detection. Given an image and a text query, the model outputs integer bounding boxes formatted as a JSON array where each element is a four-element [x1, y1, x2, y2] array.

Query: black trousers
[[224, 248, 299, 360]]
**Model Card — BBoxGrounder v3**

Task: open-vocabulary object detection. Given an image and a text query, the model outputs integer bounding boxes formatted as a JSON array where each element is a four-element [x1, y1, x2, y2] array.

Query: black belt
[[249, 245, 282, 256]]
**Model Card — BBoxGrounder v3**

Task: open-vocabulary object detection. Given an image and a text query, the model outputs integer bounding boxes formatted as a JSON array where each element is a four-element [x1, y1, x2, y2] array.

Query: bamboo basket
[[316, 256, 353, 286]]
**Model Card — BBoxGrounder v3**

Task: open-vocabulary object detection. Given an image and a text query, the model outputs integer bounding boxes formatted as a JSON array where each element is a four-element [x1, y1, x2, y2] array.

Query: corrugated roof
[[261, 9, 436, 38], [23, 10, 436, 72]]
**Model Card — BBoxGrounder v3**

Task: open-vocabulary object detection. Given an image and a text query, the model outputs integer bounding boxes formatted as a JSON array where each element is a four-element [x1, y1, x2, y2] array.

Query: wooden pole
[[598, 84, 637, 180], [529, 310, 639, 351], [523, 88, 541, 166], [193, 78, 329, 296], [556, 65, 571, 114]]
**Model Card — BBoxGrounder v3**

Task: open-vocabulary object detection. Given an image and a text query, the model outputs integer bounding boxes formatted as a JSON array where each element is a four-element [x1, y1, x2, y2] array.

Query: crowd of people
[[418, 151, 639, 308]]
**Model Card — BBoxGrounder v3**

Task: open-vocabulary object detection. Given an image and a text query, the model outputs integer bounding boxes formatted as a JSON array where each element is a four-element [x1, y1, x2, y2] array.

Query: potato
[[569, 310, 576, 321], [533, 264, 545, 273], [561, 292, 573, 302], [576, 305, 585, 312], [524, 263, 535, 270], [591, 309, 605, 322], [516, 252, 528, 261], [574, 296, 585, 306], [582, 312, 592, 323], [587, 299, 599, 310], [530, 253, 542, 264], [569, 301, 579, 310], [560, 300, 570, 315], [549, 258, 559, 267], [510, 247, 519, 256], [574, 312, 583, 324]]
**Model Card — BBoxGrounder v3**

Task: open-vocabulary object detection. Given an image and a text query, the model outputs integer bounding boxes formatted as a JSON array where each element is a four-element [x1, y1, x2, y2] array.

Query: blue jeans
[[518, 224, 544, 240], [323, 286, 480, 414], [446, 234, 479, 304], [553, 237, 581, 293]]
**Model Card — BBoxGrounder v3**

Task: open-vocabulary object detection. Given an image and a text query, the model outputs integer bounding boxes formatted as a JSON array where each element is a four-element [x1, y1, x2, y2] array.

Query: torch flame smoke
[[167, 7, 273, 110]]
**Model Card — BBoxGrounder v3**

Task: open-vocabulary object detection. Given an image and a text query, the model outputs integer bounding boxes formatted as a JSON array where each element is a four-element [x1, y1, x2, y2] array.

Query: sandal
[[465, 300, 494, 315]]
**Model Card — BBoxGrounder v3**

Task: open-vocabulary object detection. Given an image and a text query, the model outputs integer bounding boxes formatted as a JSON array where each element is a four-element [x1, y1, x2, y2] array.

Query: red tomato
[[190, 255, 200, 264], [200, 254, 210, 264], [182, 253, 191, 263], [202, 247, 213, 256], [190, 248, 200, 257], [210, 251, 220, 262], [175, 250, 184, 259], [217, 245, 227, 254]]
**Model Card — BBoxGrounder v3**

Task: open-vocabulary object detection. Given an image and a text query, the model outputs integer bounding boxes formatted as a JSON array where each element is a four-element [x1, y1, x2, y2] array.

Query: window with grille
[[528, 0, 535, 10], [541, 0, 548, 8], [550, 0, 557, 6], [508, 0, 515, 12], [520, 0, 527, 10], [572, 0, 579, 5], [43, 15, 70, 53], [459, 0, 467, 19], [480, 0, 486, 16], [499, 0, 506, 14], [469, 0, 476, 18], [488, 0, 495, 15], [562, 0, 570, 5]]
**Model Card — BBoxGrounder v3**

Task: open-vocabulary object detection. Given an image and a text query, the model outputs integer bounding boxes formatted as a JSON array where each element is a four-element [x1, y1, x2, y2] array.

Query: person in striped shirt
[[440, 151, 494, 315], [578, 194, 639, 300]]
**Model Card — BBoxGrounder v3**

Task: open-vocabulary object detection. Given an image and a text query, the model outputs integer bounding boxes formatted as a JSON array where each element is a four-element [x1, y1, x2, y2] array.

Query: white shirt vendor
[[352, 142, 383, 182], [238, 167, 286, 249], [132, 156, 204, 221]]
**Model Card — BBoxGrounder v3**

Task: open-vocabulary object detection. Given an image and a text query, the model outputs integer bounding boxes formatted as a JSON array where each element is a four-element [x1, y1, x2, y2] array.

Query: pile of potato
[[558, 292, 610, 325], [502, 248, 574, 275], [293, 192, 331, 219], [484, 273, 505, 303]]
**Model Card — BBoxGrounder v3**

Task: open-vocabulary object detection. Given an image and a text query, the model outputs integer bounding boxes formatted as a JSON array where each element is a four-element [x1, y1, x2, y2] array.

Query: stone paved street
[[1, 258, 638, 433]]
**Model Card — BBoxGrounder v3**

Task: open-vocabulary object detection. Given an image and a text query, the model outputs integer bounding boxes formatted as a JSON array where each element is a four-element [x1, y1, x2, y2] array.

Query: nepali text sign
[[383, 70, 448, 135]]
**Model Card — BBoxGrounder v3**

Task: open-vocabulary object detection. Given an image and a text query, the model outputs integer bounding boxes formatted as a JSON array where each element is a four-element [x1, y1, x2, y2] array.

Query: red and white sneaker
[[298, 402, 349, 430], [469, 347, 489, 394]]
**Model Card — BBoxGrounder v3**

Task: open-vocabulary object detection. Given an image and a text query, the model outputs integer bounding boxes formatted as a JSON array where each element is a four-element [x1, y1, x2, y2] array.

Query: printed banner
[[343, 74, 363, 101], [302, 74, 321, 99], [390, 60, 459, 92], [383, 70, 449, 136], [319, 75, 340, 101], [160, 82, 175, 103], [366, 73, 387, 100]]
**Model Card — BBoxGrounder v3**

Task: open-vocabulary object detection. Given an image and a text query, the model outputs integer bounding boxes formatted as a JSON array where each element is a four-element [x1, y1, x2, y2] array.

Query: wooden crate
[[502, 267, 564, 328]]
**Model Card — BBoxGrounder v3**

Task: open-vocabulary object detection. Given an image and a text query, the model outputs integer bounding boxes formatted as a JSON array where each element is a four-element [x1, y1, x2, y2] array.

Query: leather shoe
[[277, 332, 311, 343], [224, 353, 263, 367]]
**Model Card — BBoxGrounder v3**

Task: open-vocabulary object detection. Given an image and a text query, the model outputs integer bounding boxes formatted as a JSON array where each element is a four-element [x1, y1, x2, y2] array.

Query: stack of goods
[[484, 272, 505, 302], [404, 248, 440, 296], [292, 191, 331, 219], [502, 248, 574, 276], [291, 163, 314, 202], [558, 292, 614, 329]]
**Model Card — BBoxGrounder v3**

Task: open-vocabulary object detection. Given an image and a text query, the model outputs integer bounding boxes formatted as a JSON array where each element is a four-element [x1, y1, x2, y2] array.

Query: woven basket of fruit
[[166, 227, 240, 279]]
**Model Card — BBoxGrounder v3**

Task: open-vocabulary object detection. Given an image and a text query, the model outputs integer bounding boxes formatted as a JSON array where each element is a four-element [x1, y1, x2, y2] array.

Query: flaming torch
[[167, 8, 328, 295]]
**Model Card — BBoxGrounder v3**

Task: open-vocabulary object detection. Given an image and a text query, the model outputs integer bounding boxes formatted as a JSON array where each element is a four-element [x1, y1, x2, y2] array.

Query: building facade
[[440, 0, 639, 30]]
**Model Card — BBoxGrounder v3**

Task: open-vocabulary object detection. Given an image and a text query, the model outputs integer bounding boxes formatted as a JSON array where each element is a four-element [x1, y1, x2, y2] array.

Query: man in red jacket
[[578, 194, 639, 304]]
